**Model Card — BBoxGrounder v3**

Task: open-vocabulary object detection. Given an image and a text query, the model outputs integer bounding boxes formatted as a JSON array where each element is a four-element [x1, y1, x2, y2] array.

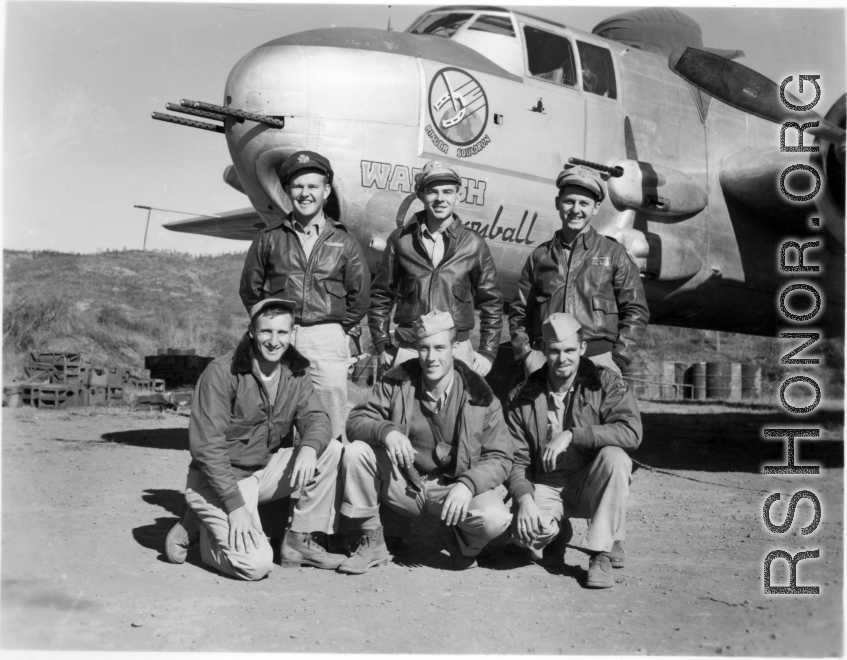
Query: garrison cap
[[555, 165, 605, 202], [412, 309, 455, 341], [415, 160, 462, 192], [541, 312, 583, 344], [279, 151, 334, 186], [250, 297, 297, 322]]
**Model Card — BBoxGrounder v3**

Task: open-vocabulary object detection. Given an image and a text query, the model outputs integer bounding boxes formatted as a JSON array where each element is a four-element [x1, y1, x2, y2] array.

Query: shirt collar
[[421, 216, 453, 239], [423, 371, 454, 407], [293, 213, 325, 235]]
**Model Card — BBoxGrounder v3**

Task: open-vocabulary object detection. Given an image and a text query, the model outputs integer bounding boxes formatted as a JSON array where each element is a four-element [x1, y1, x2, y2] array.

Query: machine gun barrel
[[179, 99, 285, 129], [568, 157, 625, 178], [151, 112, 225, 134], [165, 103, 228, 123]]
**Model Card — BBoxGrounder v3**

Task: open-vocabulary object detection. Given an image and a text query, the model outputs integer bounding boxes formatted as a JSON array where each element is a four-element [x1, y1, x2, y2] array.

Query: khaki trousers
[[512, 446, 631, 555], [292, 323, 351, 441], [341, 441, 511, 557], [184, 440, 342, 581]]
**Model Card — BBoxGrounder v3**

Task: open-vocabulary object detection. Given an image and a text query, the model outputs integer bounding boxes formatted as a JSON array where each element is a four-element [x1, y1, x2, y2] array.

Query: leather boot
[[165, 506, 200, 564], [586, 553, 614, 588], [279, 530, 346, 569], [437, 522, 477, 570], [605, 540, 625, 568], [337, 527, 391, 575]]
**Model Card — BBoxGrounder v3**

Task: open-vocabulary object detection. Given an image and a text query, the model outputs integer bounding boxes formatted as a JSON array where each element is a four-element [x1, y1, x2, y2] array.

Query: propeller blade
[[669, 47, 845, 149]]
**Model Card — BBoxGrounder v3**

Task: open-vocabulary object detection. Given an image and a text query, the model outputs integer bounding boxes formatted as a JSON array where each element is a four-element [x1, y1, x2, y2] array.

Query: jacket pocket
[[225, 422, 254, 464], [263, 273, 289, 297], [591, 294, 619, 338], [395, 276, 419, 323], [323, 279, 346, 319], [531, 294, 551, 342], [451, 284, 474, 327]]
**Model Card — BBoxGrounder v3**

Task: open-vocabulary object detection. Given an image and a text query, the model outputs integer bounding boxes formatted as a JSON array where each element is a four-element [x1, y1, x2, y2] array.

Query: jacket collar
[[231, 332, 311, 377], [514, 358, 602, 404], [382, 356, 494, 406], [555, 225, 596, 250], [404, 210, 464, 239], [267, 213, 349, 234]]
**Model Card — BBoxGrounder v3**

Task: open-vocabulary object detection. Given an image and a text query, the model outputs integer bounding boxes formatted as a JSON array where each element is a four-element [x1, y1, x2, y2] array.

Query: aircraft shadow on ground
[[635, 409, 844, 473], [100, 428, 188, 450]]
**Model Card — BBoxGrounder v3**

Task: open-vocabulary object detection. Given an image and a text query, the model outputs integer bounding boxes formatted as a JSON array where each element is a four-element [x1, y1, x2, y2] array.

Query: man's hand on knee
[[441, 482, 473, 526], [290, 445, 318, 490], [228, 506, 263, 554], [384, 430, 417, 469], [515, 493, 545, 543]]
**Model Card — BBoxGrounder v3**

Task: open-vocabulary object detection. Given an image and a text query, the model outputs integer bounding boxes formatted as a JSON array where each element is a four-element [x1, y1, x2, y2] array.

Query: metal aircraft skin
[[160, 6, 846, 337]]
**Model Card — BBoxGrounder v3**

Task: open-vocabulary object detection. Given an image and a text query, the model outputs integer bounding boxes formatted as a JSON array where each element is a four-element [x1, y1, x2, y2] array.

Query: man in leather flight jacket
[[239, 151, 370, 441], [509, 165, 649, 377], [368, 160, 503, 377]]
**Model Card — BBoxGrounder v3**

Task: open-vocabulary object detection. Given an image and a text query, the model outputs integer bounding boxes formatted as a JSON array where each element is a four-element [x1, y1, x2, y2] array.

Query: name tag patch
[[324, 242, 344, 248], [591, 256, 611, 266]]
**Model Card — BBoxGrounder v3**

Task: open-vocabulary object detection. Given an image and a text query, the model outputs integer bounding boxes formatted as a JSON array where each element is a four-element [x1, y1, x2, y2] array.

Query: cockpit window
[[468, 14, 516, 37], [410, 13, 474, 38], [577, 41, 617, 99], [523, 26, 577, 87]]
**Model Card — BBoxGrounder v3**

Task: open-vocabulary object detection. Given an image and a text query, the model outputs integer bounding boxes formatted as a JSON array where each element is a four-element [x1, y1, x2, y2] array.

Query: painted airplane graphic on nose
[[432, 71, 467, 128]]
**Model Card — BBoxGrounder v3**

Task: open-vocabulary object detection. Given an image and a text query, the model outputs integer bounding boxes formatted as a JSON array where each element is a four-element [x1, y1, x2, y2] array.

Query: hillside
[[3, 249, 843, 396]]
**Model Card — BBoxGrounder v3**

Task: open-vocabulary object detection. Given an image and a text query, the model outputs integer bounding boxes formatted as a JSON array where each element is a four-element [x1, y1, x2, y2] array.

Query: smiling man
[[240, 151, 370, 441], [505, 313, 642, 588], [368, 160, 503, 377], [337, 310, 513, 574], [164, 298, 345, 580], [509, 165, 649, 378]]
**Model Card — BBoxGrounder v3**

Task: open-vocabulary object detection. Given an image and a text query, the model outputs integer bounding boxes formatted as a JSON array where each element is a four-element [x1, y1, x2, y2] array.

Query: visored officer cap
[[279, 151, 334, 186], [415, 160, 462, 192], [555, 165, 605, 202]]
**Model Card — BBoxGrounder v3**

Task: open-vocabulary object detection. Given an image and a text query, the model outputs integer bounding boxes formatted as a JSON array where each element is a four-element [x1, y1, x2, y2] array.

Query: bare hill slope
[[3, 249, 842, 397]]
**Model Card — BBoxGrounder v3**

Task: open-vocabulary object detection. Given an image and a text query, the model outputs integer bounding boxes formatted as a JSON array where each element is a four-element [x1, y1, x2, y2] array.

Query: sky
[[2, 1, 845, 255]]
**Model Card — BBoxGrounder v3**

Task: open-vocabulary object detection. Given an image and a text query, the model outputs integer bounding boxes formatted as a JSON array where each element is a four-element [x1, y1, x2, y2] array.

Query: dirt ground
[[1, 400, 843, 655]]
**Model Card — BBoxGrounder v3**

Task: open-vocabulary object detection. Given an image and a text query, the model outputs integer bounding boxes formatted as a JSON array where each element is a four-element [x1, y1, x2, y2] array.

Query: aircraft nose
[[223, 30, 421, 222]]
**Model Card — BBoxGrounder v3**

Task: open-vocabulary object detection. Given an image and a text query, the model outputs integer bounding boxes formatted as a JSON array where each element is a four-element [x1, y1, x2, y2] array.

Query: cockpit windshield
[[409, 12, 474, 38]]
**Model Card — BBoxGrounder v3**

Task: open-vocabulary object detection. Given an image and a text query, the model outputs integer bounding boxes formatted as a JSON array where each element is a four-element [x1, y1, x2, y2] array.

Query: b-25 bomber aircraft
[[153, 6, 846, 337]]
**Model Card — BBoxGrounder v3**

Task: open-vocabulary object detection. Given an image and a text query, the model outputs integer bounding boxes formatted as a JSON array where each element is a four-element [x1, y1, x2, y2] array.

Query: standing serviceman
[[368, 160, 503, 377], [240, 150, 370, 441], [164, 298, 346, 580], [509, 165, 649, 378], [505, 313, 642, 588]]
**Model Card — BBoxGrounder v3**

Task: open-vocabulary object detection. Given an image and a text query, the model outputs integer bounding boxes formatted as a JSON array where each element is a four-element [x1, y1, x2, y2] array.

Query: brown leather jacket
[[239, 214, 370, 333], [188, 334, 331, 513], [505, 359, 642, 502], [509, 226, 649, 366], [368, 211, 503, 361], [346, 358, 513, 496]]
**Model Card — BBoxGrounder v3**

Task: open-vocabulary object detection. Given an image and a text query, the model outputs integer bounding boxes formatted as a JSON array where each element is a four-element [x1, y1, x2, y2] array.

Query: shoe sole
[[279, 558, 345, 570], [165, 527, 189, 565], [585, 579, 614, 589], [336, 557, 391, 575], [609, 558, 625, 569]]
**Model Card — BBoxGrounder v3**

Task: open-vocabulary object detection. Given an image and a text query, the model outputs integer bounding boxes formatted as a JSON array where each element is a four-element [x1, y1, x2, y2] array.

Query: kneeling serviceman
[[338, 310, 513, 573], [165, 298, 345, 580], [505, 312, 642, 588]]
